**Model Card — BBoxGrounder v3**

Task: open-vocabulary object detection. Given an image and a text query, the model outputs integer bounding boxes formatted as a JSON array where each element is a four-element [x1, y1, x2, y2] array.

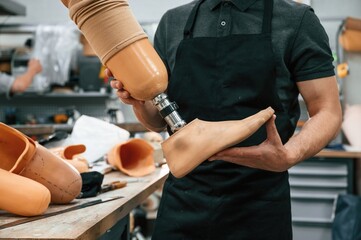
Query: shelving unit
[[0, 92, 114, 124]]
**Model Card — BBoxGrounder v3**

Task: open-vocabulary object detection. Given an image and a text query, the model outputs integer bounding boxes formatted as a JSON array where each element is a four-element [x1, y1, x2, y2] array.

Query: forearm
[[285, 108, 342, 165], [10, 71, 34, 93], [133, 101, 167, 132], [285, 77, 343, 164]]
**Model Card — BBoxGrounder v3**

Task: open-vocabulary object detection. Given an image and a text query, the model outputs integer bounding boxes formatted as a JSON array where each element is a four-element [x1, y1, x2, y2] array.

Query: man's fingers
[[265, 114, 282, 144], [104, 68, 113, 77], [118, 90, 130, 99], [109, 79, 119, 89], [209, 146, 260, 161]]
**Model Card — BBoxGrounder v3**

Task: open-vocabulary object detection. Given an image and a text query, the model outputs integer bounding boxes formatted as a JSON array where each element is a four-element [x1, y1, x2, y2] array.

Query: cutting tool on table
[[0, 196, 123, 230]]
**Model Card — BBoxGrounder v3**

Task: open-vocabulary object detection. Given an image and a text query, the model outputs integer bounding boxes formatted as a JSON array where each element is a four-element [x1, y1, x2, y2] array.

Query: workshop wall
[[313, 0, 361, 105], [0, 0, 193, 24]]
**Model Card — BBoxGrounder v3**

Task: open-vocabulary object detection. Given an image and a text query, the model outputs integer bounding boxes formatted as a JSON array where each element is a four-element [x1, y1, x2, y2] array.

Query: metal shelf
[[292, 217, 332, 226], [8, 91, 112, 98], [12, 122, 147, 136], [0, 0, 26, 16]]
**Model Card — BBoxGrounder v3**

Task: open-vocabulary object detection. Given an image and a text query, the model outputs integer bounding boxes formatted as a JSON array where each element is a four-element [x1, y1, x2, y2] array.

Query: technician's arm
[[109, 74, 166, 132], [286, 76, 342, 162], [209, 76, 342, 172]]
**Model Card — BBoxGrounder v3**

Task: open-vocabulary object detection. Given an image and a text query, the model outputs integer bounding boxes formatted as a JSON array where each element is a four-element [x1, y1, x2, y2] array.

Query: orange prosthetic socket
[[0, 123, 82, 204], [162, 107, 275, 178], [50, 144, 89, 173], [107, 139, 155, 177], [0, 168, 50, 216], [106, 38, 168, 100]]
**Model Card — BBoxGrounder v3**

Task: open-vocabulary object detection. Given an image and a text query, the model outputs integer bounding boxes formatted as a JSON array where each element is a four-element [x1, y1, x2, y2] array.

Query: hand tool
[[37, 131, 68, 145], [0, 196, 123, 230], [101, 181, 127, 193]]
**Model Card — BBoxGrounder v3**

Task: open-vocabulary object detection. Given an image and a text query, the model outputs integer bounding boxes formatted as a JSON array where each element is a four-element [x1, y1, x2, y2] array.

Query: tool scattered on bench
[[101, 180, 127, 193], [0, 196, 123, 230]]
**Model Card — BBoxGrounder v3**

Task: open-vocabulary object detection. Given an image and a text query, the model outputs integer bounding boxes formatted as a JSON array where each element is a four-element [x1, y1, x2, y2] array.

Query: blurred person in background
[[0, 58, 42, 97]]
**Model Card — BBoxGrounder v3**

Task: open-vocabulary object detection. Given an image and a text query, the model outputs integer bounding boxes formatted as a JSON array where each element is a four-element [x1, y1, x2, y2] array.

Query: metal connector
[[152, 93, 186, 132]]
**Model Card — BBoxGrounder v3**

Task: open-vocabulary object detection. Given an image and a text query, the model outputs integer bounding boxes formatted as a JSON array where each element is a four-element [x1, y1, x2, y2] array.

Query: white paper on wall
[[342, 104, 361, 149]]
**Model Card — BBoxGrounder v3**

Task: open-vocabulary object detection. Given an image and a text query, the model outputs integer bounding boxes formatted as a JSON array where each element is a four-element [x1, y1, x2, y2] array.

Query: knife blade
[[0, 196, 123, 230]]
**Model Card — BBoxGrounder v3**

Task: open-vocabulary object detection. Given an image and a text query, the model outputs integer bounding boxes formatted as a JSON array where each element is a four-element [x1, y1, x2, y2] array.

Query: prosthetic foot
[[50, 144, 89, 173], [0, 123, 82, 204], [107, 138, 155, 177], [0, 168, 51, 216], [162, 107, 275, 178]]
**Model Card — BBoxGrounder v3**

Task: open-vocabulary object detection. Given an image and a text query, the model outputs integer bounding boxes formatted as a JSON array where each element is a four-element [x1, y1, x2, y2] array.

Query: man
[[110, 0, 341, 238], [0, 58, 42, 97]]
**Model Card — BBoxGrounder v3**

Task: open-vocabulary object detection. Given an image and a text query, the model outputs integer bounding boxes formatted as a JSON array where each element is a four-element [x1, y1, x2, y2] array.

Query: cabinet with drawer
[[289, 156, 354, 240]]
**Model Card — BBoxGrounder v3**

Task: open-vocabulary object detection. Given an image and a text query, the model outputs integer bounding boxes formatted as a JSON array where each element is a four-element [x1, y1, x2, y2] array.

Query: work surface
[[315, 148, 361, 158], [0, 166, 169, 240]]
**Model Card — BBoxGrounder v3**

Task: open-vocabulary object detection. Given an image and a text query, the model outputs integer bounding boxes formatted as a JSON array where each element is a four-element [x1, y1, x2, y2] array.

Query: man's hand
[[106, 68, 145, 107], [209, 76, 342, 172], [209, 115, 296, 172], [106, 68, 167, 131]]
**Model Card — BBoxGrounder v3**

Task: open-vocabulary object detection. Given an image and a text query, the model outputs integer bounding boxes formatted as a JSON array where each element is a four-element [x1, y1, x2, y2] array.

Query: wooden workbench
[[0, 166, 169, 240], [316, 148, 361, 158]]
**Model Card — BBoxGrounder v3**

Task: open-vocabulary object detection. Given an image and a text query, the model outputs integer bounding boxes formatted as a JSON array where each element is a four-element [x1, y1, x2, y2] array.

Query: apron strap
[[183, 0, 205, 39], [262, 0, 273, 34]]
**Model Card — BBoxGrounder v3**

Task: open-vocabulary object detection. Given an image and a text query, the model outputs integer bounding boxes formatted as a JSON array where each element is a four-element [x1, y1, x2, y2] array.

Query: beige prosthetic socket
[[107, 138, 155, 177], [162, 107, 275, 178], [0, 123, 82, 204], [64, 0, 167, 101], [0, 168, 51, 216], [50, 144, 89, 173]]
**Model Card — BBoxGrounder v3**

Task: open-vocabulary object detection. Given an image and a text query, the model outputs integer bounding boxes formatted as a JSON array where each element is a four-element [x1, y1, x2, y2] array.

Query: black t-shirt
[[154, 0, 335, 126]]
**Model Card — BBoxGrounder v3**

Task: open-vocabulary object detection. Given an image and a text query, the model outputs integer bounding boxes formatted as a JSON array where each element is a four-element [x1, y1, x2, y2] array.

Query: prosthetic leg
[[61, 0, 274, 178], [0, 123, 82, 204]]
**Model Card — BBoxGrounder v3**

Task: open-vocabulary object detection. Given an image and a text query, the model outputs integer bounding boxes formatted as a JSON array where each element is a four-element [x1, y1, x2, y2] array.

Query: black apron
[[152, 0, 294, 239]]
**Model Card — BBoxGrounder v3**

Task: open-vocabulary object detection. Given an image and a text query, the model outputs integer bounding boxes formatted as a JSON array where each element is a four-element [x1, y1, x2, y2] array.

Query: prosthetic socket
[[107, 138, 155, 177], [50, 144, 89, 173], [61, 0, 275, 178], [0, 123, 82, 216]]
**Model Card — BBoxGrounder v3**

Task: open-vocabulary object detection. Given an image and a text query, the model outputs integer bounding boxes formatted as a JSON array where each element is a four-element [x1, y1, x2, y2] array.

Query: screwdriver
[[101, 180, 127, 193]]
